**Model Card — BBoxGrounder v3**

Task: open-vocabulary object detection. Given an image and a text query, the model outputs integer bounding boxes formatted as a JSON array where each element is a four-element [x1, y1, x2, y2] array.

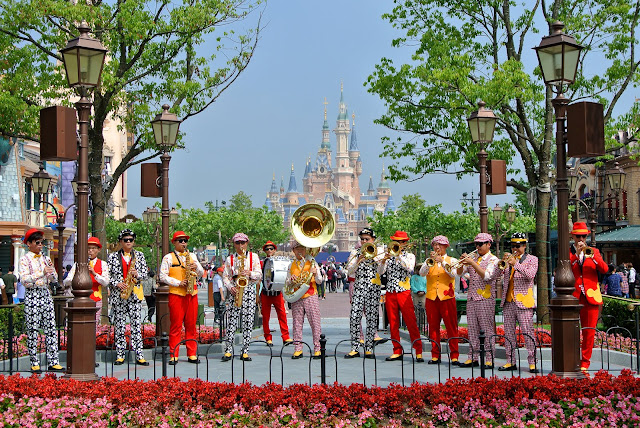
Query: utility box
[[567, 101, 605, 158], [487, 159, 507, 195], [141, 163, 162, 197], [39, 106, 77, 161]]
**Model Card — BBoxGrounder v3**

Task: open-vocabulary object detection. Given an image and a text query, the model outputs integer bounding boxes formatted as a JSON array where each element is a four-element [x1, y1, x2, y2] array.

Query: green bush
[[0, 305, 26, 339], [601, 296, 639, 339]]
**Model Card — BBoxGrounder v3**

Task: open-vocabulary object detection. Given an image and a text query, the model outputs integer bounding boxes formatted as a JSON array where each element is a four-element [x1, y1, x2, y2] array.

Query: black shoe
[[291, 352, 304, 360], [136, 359, 150, 366], [266, 340, 274, 347], [498, 364, 517, 372], [95, 362, 100, 368], [221, 353, 232, 362], [385, 354, 403, 361], [529, 367, 539, 374], [188, 357, 201, 364], [450, 360, 460, 366], [427, 359, 441, 365], [344, 351, 360, 359], [459, 360, 479, 368], [240, 354, 252, 362], [169, 359, 178, 366], [416, 356, 425, 363], [374, 337, 388, 345], [47, 364, 65, 372], [364, 352, 374, 359], [114, 359, 125, 366]]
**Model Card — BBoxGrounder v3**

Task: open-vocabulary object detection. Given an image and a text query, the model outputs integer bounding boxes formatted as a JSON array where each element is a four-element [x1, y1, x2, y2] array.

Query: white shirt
[[159, 251, 205, 287], [222, 252, 262, 290], [419, 254, 457, 278], [378, 251, 415, 275], [63, 258, 110, 290], [629, 268, 636, 283], [19, 252, 58, 288]]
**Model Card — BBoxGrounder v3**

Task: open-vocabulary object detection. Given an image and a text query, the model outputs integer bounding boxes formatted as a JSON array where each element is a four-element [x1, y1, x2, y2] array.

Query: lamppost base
[[63, 301, 99, 382], [155, 285, 170, 339], [549, 295, 585, 379]]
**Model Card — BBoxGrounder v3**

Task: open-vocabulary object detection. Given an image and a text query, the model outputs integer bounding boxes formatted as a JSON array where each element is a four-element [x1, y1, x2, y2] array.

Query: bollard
[[161, 332, 169, 378], [320, 334, 327, 385], [479, 329, 486, 379]]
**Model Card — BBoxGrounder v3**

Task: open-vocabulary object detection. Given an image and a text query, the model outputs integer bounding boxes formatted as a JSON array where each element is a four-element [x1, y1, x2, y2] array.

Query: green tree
[[366, 0, 640, 314], [0, 0, 263, 257]]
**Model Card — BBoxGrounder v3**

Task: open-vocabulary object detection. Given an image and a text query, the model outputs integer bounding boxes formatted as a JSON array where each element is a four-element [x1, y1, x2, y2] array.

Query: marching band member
[[19, 229, 64, 373], [378, 230, 423, 362], [570, 222, 608, 371], [221, 233, 262, 362], [419, 235, 459, 365], [287, 240, 323, 359], [345, 228, 385, 359], [458, 233, 500, 368], [260, 240, 292, 346], [63, 236, 109, 324], [108, 229, 149, 366], [499, 232, 539, 373], [159, 231, 204, 365]]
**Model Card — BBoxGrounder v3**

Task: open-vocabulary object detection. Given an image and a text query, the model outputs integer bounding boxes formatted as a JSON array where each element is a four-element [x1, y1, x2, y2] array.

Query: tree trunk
[[535, 189, 551, 323]]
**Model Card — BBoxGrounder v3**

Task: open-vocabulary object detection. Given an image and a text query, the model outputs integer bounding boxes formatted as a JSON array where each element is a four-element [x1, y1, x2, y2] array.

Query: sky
[[126, 1, 522, 218]]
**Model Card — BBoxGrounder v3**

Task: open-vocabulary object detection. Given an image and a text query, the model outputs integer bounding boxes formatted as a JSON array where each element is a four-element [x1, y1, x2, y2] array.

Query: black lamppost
[[535, 20, 584, 378], [467, 101, 497, 233], [150, 105, 181, 339], [60, 22, 107, 381]]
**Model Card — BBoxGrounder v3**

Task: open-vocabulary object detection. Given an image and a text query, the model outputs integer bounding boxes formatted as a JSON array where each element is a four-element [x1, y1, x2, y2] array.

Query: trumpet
[[361, 242, 379, 259], [444, 249, 478, 273], [386, 241, 414, 258], [498, 252, 514, 270], [425, 251, 438, 267], [583, 247, 594, 258]]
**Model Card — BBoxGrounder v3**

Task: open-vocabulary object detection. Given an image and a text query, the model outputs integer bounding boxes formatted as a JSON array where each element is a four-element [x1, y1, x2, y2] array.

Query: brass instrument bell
[[291, 204, 335, 249]]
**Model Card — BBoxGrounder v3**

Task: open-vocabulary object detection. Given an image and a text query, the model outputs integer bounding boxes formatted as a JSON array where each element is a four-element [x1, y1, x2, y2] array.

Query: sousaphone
[[284, 204, 336, 302]]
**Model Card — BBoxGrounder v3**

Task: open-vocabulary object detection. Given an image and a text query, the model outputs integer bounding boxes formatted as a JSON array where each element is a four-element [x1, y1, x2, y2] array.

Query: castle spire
[[287, 163, 297, 193], [270, 172, 278, 193], [349, 112, 359, 151]]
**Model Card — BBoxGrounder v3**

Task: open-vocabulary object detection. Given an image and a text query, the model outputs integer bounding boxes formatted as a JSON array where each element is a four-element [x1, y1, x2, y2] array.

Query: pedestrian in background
[[2, 266, 17, 305]]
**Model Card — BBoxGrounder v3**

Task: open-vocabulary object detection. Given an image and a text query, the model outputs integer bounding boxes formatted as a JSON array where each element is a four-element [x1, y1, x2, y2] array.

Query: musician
[[458, 233, 500, 368], [260, 240, 292, 346], [63, 236, 109, 324], [378, 230, 423, 362], [108, 229, 149, 366], [159, 231, 204, 365], [570, 222, 608, 371], [287, 240, 323, 359], [19, 228, 64, 373], [221, 233, 262, 362], [345, 228, 385, 359], [498, 232, 539, 373], [419, 235, 459, 365]]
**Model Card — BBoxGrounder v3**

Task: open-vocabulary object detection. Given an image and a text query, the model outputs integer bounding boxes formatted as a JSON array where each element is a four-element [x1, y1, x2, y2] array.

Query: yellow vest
[[290, 259, 317, 299], [168, 253, 197, 297], [426, 256, 455, 301]]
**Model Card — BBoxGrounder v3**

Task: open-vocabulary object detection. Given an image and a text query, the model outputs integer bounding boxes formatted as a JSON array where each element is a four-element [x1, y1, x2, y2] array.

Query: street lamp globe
[[60, 22, 107, 88], [467, 101, 497, 143], [492, 204, 503, 222], [31, 163, 52, 195], [534, 21, 583, 86], [506, 206, 517, 224], [142, 206, 160, 224], [151, 105, 181, 149], [567, 168, 580, 197], [606, 162, 626, 192], [170, 207, 179, 224]]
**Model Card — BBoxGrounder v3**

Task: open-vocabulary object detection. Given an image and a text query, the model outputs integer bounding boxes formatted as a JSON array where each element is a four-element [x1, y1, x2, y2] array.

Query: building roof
[[384, 195, 396, 214], [287, 165, 297, 193], [595, 225, 640, 243], [349, 117, 359, 151]]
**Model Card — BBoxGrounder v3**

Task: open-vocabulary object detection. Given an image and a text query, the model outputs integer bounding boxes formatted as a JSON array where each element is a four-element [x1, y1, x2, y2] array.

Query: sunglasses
[[235, 240, 248, 244], [33, 240, 47, 245], [176, 238, 189, 244], [574, 234, 588, 239], [475, 242, 489, 247], [511, 243, 525, 248], [121, 238, 134, 243], [265, 247, 275, 251]]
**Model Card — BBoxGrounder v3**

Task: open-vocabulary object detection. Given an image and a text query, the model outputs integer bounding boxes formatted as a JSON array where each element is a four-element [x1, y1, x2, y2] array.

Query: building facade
[[265, 86, 395, 252]]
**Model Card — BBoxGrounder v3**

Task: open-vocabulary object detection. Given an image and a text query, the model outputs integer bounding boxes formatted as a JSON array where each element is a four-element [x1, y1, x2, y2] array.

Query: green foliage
[[602, 296, 639, 339], [0, 305, 26, 338]]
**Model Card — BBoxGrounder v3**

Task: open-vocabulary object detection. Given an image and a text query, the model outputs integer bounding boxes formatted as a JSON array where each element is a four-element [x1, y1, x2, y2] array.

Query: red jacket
[[570, 247, 608, 305]]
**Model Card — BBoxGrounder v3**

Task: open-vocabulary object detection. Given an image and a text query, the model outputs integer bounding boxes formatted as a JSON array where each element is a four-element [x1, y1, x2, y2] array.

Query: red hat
[[171, 231, 190, 242], [23, 228, 42, 243], [571, 222, 590, 235], [390, 230, 410, 241], [216, 267, 224, 273], [87, 237, 102, 249], [262, 240, 277, 251]]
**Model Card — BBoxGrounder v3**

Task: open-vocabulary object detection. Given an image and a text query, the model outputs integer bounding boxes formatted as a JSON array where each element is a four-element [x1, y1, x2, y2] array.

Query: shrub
[[601, 296, 638, 338]]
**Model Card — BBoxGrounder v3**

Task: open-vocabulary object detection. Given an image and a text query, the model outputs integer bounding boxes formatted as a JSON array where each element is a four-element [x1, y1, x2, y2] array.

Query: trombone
[[385, 241, 414, 258], [443, 249, 478, 274]]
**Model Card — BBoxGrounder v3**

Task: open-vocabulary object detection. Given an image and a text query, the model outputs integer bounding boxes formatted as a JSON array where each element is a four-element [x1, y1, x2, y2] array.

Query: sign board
[[221, 249, 229, 260]]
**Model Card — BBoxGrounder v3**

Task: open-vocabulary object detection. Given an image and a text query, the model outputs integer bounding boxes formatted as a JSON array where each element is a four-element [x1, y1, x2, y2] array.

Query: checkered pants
[[112, 294, 144, 360], [24, 287, 59, 367], [224, 285, 257, 355], [292, 295, 322, 353], [349, 285, 380, 353], [503, 302, 536, 365], [467, 299, 496, 362]]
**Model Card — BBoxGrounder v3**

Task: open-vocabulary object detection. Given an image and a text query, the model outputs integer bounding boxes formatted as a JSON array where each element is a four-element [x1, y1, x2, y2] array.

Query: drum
[[270, 257, 290, 292]]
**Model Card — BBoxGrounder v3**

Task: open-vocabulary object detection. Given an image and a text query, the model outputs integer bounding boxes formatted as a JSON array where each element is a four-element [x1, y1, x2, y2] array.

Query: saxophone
[[184, 251, 197, 294], [121, 252, 138, 300], [234, 252, 248, 308]]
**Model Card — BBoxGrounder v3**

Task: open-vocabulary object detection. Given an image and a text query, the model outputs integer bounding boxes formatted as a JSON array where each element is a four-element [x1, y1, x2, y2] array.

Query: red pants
[[425, 297, 459, 360], [260, 293, 290, 341], [385, 290, 423, 355], [579, 293, 601, 369], [168, 293, 198, 358]]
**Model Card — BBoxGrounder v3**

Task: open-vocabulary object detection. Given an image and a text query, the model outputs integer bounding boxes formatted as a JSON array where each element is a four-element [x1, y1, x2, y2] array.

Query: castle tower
[[376, 164, 391, 204], [333, 83, 353, 195], [349, 113, 362, 207], [367, 176, 375, 197]]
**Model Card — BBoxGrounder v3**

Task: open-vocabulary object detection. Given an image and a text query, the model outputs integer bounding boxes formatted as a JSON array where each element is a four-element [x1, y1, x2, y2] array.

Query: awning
[[595, 225, 640, 244]]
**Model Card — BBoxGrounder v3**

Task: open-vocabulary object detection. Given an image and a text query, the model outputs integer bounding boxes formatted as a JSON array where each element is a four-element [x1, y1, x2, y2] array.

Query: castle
[[265, 85, 395, 252]]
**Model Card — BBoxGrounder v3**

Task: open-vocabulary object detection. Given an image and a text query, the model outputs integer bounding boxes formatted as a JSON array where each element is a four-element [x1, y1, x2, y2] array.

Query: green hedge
[[601, 296, 639, 339], [0, 305, 26, 339]]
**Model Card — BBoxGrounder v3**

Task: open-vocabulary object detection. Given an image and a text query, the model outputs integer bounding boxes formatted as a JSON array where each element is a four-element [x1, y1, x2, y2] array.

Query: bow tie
[[179, 252, 188, 257], [33, 254, 42, 258], [123, 252, 131, 257]]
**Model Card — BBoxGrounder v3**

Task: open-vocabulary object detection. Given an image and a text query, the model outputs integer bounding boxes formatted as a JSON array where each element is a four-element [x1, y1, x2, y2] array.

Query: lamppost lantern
[[505, 206, 516, 223], [492, 204, 503, 222], [142, 206, 160, 224], [31, 163, 52, 195], [606, 162, 626, 192], [534, 21, 583, 86], [60, 22, 108, 88], [151, 104, 181, 149], [467, 101, 497, 143], [170, 207, 179, 224], [567, 168, 579, 196]]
